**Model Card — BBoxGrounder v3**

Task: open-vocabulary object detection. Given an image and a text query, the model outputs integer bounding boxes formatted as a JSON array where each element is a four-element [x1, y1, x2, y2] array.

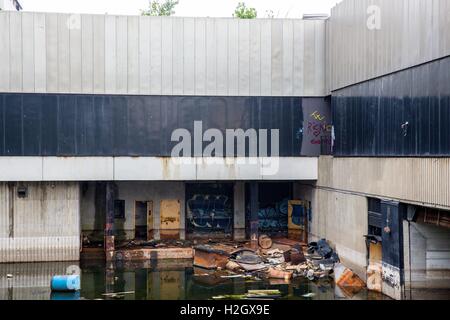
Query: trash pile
[[194, 237, 338, 282], [194, 236, 366, 298]]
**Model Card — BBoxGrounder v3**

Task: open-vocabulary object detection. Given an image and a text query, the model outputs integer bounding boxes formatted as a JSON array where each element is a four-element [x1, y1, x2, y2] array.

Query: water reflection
[[0, 260, 389, 300]]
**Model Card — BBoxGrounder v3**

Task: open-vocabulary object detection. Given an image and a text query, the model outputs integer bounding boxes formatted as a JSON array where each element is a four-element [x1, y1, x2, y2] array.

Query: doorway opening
[[134, 201, 153, 240], [245, 182, 293, 238]]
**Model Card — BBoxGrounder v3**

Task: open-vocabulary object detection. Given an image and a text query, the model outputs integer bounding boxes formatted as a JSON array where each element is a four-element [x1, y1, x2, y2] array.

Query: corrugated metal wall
[[0, 12, 326, 97], [327, 0, 450, 92], [318, 157, 450, 210], [0, 182, 80, 262], [333, 56, 450, 156]]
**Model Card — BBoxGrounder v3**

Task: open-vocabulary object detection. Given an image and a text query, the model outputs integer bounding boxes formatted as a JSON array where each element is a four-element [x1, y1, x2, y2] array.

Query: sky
[[19, 0, 341, 18]]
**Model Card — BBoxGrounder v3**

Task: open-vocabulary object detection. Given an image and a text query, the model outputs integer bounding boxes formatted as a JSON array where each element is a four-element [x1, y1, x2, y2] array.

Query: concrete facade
[[0, 182, 80, 262]]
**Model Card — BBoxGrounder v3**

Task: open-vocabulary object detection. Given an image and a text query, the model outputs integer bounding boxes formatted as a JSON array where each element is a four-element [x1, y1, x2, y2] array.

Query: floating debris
[[213, 289, 282, 300], [302, 292, 316, 298]]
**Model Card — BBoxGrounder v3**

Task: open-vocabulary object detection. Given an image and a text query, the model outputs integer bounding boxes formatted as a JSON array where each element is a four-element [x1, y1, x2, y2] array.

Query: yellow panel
[[369, 242, 382, 263], [160, 271, 182, 300], [288, 200, 305, 231], [160, 199, 180, 230]]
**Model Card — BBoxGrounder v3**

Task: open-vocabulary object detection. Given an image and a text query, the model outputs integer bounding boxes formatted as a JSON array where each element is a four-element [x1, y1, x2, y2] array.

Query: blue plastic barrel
[[50, 275, 80, 292]]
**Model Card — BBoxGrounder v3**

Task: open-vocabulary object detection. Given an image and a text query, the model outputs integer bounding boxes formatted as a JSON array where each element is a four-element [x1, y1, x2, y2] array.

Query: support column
[[381, 200, 405, 300], [105, 182, 115, 261], [233, 182, 245, 241], [250, 182, 259, 250]]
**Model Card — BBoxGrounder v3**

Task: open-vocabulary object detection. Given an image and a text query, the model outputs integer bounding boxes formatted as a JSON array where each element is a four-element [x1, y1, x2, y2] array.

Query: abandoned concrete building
[[0, 0, 449, 300]]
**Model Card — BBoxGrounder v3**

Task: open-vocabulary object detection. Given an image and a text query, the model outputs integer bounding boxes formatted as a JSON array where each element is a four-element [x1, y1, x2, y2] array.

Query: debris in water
[[302, 293, 316, 298], [334, 263, 365, 297], [102, 291, 135, 296], [258, 234, 273, 249], [212, 289, 282, 300]]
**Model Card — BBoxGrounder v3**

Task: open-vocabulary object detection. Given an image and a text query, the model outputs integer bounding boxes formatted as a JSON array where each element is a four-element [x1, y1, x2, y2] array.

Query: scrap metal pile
[[193, 236, 366, 298]]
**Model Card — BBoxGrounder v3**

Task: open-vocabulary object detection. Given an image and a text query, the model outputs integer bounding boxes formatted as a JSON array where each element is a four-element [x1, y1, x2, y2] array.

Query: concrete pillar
[[233, 182, 246, 241], [105, 182, 115, 261], [249, 182, 259, 249]]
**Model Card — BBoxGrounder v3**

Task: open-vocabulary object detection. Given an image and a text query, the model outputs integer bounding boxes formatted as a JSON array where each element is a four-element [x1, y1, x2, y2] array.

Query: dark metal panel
[[22, 95, 42, 155], [0, 95, 4, 155], [40, 95, 58, 155], [127, 96, 147, 155], [145, 95, 162, 156], [111, 96, 128, 155], [428, 62, 440, 155], [4, 95, 22, 155], [417, 64, 431, 155], [58, 95, 77, 155], [0, 94, 329, 157], [400, 69, 413, 155], [76, 95, 96, 155], [333, 56, 450, 157], [439, 58, 450, 155], [381, 201, 404, 270], [94, 96, 113, 156], [292, 97, 303, 157]]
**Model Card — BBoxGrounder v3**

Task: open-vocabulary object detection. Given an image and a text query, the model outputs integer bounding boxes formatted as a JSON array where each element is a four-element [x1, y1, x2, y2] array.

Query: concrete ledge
[[0, 157, 318, 181], [115, 247, 194, 261]]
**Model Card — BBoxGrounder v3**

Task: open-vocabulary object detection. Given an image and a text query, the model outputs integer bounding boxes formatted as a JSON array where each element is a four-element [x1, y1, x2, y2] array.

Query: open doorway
[[134, 201, 153, 240]]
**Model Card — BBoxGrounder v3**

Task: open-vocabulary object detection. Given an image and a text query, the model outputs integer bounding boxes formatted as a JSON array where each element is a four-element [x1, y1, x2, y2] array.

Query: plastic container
[[50, 275, 80, 292]]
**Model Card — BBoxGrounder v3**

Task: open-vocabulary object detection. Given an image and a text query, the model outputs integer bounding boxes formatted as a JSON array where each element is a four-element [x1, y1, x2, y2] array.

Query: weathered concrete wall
[[0, 12, 326, 97], [305, 156, 450, 298], [0, 182, 80, 263], [296, 183, 368, 279], [403, 221, 450, 298], [81, 181, 185, 241]]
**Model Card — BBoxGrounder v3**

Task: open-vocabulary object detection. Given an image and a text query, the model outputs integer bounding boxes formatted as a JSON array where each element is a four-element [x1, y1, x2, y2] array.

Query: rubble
[[268, 267, 293, 280], [191, 237, 368, 300]]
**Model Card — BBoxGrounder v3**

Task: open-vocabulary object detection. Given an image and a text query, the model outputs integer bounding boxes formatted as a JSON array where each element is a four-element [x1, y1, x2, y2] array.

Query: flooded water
[[0, 259, 391, 300]]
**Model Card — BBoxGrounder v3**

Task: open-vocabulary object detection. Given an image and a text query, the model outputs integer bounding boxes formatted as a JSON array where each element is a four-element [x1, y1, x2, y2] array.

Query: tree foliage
[[233, 2, 257, 19], [141, 0, 179, 16]]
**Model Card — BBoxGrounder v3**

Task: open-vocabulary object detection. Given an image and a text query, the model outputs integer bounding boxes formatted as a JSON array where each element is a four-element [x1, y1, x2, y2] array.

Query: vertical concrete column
[[105, 182, 115, 261], [233, 182, 246, 241], [249, 182, 259, 249]]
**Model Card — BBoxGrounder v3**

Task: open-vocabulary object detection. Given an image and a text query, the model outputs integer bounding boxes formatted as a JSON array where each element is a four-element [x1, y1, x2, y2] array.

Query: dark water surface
[[0, 260, 390, 300]]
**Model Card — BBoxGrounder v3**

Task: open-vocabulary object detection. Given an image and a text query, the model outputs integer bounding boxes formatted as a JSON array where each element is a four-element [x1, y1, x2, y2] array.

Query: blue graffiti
[[187, 194, 232, 232]]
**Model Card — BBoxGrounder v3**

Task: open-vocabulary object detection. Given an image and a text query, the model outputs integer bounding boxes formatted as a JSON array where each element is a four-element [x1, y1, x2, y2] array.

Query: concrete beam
[[0, 157, 319, 181]]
